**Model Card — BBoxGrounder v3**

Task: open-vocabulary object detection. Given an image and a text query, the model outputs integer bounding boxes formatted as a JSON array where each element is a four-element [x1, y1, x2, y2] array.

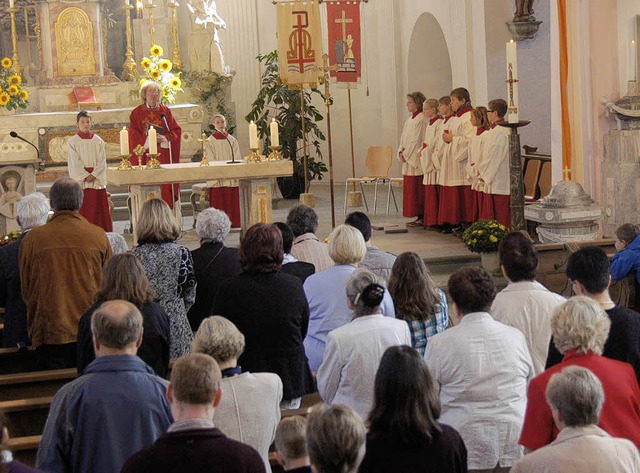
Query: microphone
[[10, 131, 45, 171], [160, 113, 171, 142], [211, 126, 239, 164]]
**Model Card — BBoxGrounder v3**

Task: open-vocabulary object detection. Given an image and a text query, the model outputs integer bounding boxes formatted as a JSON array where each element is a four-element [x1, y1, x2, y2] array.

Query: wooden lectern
[[106, 161, 293, 243]]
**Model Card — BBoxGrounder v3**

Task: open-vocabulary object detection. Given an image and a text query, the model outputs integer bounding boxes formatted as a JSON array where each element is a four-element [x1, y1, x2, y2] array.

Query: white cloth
[[317, 314, 411, 420], [466, 131, 486, 191], [398, 113, 426, 176], [205, 134, 242, 187], [424, 312, 534, 470], [421, 117, 443, 185], [510, 425, 640, 473], [215, 372, 283, 473], [437, 112, 474, 187], [478, 125, 510, 195], [67, 134, 107, 189], [491, 280, 566, 375]]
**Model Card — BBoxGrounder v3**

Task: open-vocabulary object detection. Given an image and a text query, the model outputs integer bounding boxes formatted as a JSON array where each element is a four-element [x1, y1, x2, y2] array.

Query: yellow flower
[[141, 57, 152, 70], [1, 57, 11, 69], [476, 230, 484, 235], [0, 92, 9, 106], [150, 44, 163, 57], [150, 69, 161, 80], [170, 77, 181, 89], [19, 89, 28, 100], [489, 235, 498, 243], [139, 78, 147, 86], [8, 85, 18, 96], [158, 59, 172, 72], [8, 75, 21, 86]]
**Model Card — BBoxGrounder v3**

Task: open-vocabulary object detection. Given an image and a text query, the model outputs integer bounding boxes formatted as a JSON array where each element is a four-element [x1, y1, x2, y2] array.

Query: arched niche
[[407, 13, 452, 97]]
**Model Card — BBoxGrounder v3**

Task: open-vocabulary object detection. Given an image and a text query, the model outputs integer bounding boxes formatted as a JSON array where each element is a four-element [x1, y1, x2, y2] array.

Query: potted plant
[[245, 50, 327, 199], [462, 220, 509, 273]]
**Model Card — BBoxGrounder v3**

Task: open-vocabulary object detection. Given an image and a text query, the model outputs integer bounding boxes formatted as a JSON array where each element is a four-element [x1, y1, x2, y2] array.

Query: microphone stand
[[159, 115, 178, 214], [10, 131, 45, 171], [210, 125, 240, 164]]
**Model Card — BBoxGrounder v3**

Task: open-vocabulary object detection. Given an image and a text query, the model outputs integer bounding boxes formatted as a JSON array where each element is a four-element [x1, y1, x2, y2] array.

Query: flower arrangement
[[139, 44, 182, 104], [0, 230, 22, 246], [0, 58, 29, 111], [462, 220, 509, 254]]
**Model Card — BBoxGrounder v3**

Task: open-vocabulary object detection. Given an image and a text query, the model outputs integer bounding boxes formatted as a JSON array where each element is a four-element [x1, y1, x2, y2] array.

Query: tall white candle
[[270, 118, 279, 147], [9, 0, 14, 8], [632, 40, 637, 82], [506, 39, 519, 123], [120, 127, 129, 155], [249, 121, 259, 149], [148, 127, 157, 154]]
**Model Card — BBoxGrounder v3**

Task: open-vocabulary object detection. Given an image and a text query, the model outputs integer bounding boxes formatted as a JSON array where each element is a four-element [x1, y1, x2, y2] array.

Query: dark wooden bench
[[1, 396, 53, 438], [0, 347, 38, 375], [0, 368, 76, 402], [6, 434, 40, 466]]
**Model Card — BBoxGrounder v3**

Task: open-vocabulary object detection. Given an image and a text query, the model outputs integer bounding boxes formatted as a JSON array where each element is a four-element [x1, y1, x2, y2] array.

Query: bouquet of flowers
[[0, 230, 22, 246], [0, 57, 29, 111], [462, 220, 509, 254], [139, 45, 183, 105]]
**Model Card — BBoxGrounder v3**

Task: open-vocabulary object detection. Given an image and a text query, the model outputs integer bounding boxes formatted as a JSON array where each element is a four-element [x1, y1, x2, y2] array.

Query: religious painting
[[326, 0, 363, 87], [54, 7, 96, 77]]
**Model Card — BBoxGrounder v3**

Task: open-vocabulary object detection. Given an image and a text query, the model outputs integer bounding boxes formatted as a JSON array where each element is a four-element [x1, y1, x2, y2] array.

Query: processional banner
[[325, 0, 362, 88], [276, 0, 324, 86]]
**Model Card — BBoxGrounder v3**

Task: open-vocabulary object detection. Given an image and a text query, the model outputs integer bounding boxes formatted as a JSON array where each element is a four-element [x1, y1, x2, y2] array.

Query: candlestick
[[270, 118, 280, 147], [632, 40, 637, 82], [249, 121, 259, 149], [9, 0, 14, 8], [167, 1, 182, 69], [506, 39, 519, 124], [121, 3, 139, 81], [148, 127, 157, 154], [120, 127, 129, 155], [145, 1, 156, 45], [8, 5, 21, 75]]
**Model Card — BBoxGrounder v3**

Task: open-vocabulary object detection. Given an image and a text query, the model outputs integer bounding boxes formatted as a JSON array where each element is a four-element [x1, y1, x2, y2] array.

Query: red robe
[[129, 104, 182, 208]]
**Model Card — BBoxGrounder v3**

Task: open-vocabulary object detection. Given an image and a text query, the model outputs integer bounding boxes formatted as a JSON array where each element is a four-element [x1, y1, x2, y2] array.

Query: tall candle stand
[[8, 5, 22, 75], [498, 120, 530, 231], [145, 2, 156, 46], [121, 3, 139, 81], [167, 1, 182, 69]]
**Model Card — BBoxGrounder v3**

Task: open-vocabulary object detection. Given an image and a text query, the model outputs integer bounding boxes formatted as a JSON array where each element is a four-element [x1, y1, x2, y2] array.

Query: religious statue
[[0, 173, 23, 219], [187, 0, 232, 75], [514, 0, 535, 20]]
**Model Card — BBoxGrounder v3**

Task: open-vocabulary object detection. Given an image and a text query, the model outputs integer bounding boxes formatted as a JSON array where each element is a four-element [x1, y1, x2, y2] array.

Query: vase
[[480, 251, 501, 274]]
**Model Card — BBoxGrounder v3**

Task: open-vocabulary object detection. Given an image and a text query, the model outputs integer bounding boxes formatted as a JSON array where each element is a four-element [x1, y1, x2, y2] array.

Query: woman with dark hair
[[359, 346, 467, 473], [0, 411, 43, 472], [213, 223, 314, 408], [76, 253, 171, 377], [388, 252, 448, 356], [132, 198, 196, 360]]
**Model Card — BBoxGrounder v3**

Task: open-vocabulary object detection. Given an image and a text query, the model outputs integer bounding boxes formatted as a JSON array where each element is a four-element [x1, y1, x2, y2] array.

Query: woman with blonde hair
[[520, 296, 640, 451], [132, 198, 196, 360], [387, 252, 448, 356]]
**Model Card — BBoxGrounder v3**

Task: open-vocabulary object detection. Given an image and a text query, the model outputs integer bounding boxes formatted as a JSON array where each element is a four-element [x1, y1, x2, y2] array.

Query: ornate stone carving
[[55, 7, 96, 76]]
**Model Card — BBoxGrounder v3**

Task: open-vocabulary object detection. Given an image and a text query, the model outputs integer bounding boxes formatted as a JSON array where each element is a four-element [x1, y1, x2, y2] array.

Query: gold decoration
[[167, 1, 182, 69], [8, 6, 22, 75], [245, 148, 262, 163], [268, 145, 283, 161], [146, 153, 161, 169], [121, 4, 139, 81], [55, 7, 96, 77], [145, 2, 156, 46], [197, 132, 210, 166], [133, 144, 145, 169], [117, 154, 133, 171]]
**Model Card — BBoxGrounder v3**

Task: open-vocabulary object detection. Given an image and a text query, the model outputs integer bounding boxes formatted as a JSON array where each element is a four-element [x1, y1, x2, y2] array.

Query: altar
[[106, 160, 293, 242]]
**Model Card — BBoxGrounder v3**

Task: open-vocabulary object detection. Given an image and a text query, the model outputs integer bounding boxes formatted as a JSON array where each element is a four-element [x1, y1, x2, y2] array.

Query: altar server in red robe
[[205, 114, 242, 228], [419, 98, 443, 228], [129, 81, 182, 214], [67, 110, 112, 231], [398, 92, 427, 227], [466, 106, 491, 223]]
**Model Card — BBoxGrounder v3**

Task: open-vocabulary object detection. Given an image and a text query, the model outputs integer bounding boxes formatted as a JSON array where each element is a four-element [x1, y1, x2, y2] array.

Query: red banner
[[326, 0, 362, 86]]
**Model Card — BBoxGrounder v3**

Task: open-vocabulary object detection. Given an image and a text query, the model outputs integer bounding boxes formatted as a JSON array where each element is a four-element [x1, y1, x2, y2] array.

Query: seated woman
[[388, 252, 448, 356], [132, 198, 196, 360], [520, 296, 640, 451], [192, 315, 282, 471], [212, 223, 315, 409], [359, 345, 467, 473], [317, 269, 410, 420], [76, 253, 170, 377]]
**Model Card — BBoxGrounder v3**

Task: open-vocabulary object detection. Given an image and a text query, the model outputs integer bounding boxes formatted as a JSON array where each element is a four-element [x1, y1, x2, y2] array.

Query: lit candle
[[632, 40, 638, 82], [148, 127, 157, 154], [270, 118, 279, 147], [506, 39, 519, 123], [120, 127, 129, 155], [249, 121, 259, 149]]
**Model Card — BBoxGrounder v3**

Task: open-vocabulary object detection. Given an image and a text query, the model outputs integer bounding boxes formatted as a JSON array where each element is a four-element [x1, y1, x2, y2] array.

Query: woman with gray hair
[[192, 316, 282, 471], [187, 208, 241, 331], [512, 366, 640, 473], [303, 225, 396, 371], [317, 268, 410, 420], [520, 296, 640, 451]]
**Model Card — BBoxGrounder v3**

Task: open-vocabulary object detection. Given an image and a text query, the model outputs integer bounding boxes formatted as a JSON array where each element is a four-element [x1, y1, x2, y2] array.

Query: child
[[467, 106, 491, 223], [274, 416, 311, 473], [67, 111, 112, 231], [611, 223, 640, 283], [420, 98, 443, 229], [205, 114, 242, 228]]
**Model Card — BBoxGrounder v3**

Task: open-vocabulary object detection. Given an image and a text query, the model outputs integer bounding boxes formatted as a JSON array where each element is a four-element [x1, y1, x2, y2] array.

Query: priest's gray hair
[[16, 192, 49, 230], [139, 80, 162, 102], [545, 366, 604, 427], [196, 207, 231, 243], [346, 268, 385, 317]]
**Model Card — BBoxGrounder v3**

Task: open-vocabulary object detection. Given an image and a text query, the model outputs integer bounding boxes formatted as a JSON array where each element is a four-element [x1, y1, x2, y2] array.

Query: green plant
[[245, 50, 327, 190], [184, 70, 234, 131], [462, 220, 509, 254], [0, 230, 21, 246]]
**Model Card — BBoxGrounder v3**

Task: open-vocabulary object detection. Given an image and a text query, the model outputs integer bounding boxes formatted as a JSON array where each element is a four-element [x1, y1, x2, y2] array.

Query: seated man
[[286, 204, 333, 272], [121, 352, 265, 473], [275, 416, 311, 473], [37, 300, 172, 473], [275, 222, 315, 284], [512, 366, 640, 472], [345, 211, 396, 283]]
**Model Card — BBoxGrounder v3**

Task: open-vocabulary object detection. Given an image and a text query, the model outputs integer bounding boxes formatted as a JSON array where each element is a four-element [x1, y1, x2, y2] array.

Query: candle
[[147, 0, 152, 4], [270, 118, 279, 147], [148, 127, 157, 154], [9, 0, 14, 8], [249, 121, 259, 149], [632, 40, 637, 82], [506, 39, 519, 123], [120, 127, 129, 155]]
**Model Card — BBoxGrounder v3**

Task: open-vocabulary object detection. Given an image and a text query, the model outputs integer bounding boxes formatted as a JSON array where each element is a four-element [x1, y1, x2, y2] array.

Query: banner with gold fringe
[[276, 0, 324, 87], [325, 0, 362, 88]]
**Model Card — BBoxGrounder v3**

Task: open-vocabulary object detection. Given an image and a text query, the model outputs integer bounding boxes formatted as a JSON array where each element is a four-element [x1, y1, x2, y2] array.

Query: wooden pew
[[0, 368, 76, 402], [6, 434, 40, 466], [0, 347, 37, 375], [1, 396, 52, 437]]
